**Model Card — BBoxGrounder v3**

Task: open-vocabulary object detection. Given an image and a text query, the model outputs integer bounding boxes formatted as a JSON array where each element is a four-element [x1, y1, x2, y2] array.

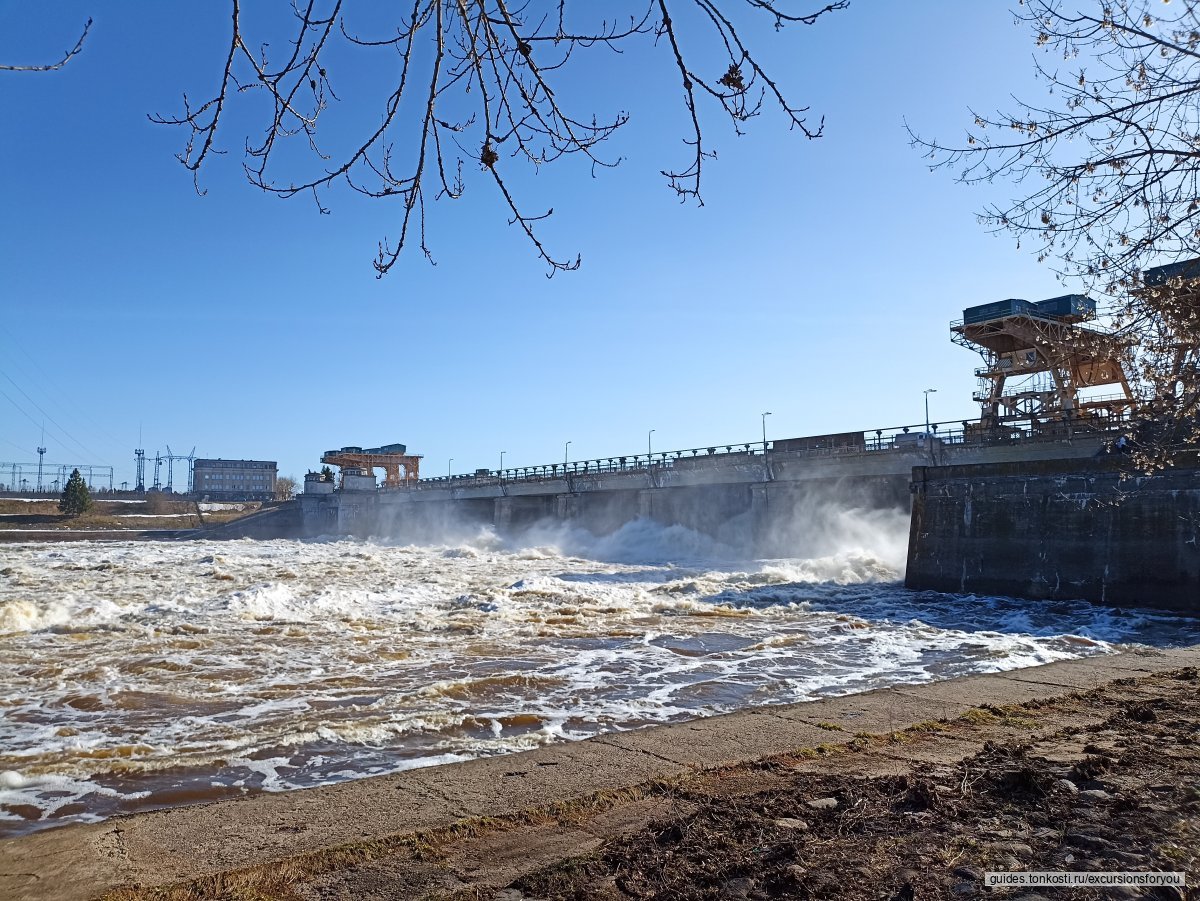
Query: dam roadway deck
[[297, 427, 1117, 550]]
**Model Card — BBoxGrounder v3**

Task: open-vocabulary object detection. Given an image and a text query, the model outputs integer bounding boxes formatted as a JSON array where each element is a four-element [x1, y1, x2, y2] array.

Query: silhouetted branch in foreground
[[151, 1, 845, 277], [911, 0, 1200, 470], [0, 18, 92, 72]]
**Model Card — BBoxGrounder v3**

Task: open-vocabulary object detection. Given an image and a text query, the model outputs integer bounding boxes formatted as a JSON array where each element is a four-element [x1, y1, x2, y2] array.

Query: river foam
[[1, 521, 1196, 836]]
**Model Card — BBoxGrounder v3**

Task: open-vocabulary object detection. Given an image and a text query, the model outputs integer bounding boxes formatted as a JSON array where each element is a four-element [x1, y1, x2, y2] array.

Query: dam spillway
[[295, 426, 1114, 554]]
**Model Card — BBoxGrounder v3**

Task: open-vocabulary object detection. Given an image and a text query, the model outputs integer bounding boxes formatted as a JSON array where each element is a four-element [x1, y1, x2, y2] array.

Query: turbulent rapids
[[2, 517, 1197, 838]]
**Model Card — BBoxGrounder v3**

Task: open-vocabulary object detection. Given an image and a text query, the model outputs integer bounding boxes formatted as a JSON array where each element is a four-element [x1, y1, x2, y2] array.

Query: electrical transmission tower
[[163, 445, 197, 494], [134, 448, 145, 492]]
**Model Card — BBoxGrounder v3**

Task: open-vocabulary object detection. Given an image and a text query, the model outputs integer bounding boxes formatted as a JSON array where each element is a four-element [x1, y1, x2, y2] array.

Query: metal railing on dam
[[393, 416, 1132, 494]]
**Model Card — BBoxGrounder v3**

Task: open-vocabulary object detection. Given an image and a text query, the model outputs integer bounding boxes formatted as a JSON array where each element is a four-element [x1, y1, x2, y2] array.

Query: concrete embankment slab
[[764, 686, 977, 732], [3, 646, 1198, 901]]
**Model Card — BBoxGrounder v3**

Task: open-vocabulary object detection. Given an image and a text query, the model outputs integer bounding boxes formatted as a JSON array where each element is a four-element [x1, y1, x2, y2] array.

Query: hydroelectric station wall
[[905, 456, 1200, 613]]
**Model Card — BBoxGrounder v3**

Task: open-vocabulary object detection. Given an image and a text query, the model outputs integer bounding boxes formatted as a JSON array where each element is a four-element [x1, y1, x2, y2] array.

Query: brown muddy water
[[2, 517, 1196, 837]]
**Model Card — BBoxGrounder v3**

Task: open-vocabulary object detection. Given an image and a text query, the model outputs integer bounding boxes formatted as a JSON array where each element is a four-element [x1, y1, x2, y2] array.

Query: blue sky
[[0, 2, 1068, 487]]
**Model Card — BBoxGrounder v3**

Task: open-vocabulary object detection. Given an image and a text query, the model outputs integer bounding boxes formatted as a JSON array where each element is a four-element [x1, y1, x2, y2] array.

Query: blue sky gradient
[[1, 2, 1069, 486]]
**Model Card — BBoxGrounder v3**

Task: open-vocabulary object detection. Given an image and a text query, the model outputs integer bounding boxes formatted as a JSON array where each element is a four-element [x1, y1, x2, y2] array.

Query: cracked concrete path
[[3, 646, 1197, 901]]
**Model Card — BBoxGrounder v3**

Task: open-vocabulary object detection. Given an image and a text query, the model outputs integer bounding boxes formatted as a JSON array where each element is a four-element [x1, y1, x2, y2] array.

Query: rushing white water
[[1, 517, 1196, 837]]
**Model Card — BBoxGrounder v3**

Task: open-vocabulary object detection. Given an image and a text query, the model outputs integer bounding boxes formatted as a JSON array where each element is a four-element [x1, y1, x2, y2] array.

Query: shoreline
[[0, 530, 195, 542], [3, 645, 1198, 900]]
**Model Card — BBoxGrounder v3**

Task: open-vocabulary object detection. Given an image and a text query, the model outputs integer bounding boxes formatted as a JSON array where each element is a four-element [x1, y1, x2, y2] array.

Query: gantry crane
[[321, 443, 421, 488], [952, 294, 1137, 432]]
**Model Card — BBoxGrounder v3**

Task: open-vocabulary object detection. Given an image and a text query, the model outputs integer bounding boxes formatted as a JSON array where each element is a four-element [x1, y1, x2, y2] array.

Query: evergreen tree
[[59, 468, 93, 517], [321, 466, 334, 482]]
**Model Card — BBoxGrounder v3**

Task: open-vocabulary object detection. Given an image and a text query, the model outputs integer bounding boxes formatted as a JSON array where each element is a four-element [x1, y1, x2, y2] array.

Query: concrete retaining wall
[[195, 502, 303, 540], [905, 457, 1200, 613]]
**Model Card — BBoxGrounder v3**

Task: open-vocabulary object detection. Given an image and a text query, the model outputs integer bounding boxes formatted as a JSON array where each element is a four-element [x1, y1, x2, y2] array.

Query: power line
[[0, 367, 105, 460], [0, 435, 31, 455], [0, 385, 98, 465], [0, 323, 129, 454]]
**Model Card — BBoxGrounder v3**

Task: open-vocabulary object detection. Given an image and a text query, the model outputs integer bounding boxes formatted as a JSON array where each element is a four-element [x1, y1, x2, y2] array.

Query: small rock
[[806, 797, 838, 810], [1056, 778, 1079, 793], [1099, 888, 1140, 899], [1106, 850, 1147, 866], [1011, 895, 1052, 901], [951, 881, 976, 896], [1066, 832, 1114, 851], [1078, 789, 1111, 800], [988, 841, 1033, 857], [493, 892, 524, 901], [1000, 855, 1021, 870], [774, 817, 809, 830], [1032, 826, 1059, 840], [952, 865, 983, 881], [721, 877, 758, 899], [785, 865, 805, 879]]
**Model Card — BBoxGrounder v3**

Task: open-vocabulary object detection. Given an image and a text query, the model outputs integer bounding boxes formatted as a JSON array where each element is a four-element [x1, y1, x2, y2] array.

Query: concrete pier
[[906, 456, 1200, 612]]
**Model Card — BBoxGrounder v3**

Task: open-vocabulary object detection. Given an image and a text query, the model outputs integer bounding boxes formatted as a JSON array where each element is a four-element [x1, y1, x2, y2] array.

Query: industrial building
[[192, 459, 278, 501]]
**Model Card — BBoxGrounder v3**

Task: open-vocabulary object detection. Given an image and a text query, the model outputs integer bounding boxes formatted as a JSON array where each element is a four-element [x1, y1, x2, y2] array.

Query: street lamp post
[[448, 458, 453, 480], [761, 411, 772, 451], [564, 441, 571, 467], [924, 388, 937, 435], [648, 429, 655, 461], [499, 450, 506, 476]]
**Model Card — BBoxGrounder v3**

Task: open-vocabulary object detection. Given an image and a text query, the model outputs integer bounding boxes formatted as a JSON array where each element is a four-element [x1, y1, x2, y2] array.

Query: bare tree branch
[[911, 0, 1200, 469], [151, 1, 845, 277], [0, 18, 92, 72]]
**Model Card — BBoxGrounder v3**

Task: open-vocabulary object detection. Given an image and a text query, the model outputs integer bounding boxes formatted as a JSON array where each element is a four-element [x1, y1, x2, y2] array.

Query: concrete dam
[[288, 286, 1134, 555], [256, 274, 1200, 614], [293, 427, 1113, 558]]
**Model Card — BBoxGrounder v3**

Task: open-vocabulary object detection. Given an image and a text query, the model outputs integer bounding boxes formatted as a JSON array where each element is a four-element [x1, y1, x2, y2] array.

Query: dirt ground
[[108, 668, 1200, 901], [506, 670, 1200, 901]]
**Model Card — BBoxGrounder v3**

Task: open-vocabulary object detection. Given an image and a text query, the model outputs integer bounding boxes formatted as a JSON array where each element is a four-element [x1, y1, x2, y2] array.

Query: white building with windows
[[192, 458, 277, 501]]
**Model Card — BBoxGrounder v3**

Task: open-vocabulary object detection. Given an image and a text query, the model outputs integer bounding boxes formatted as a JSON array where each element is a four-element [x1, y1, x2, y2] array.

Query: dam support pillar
[[494, 497, 515, 530], [494, 495, 556, 531], [750, 483, 770, 553], [299, 493, 339, 538], [637, 489, 657, 522], [556, 493, 580, 522]]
